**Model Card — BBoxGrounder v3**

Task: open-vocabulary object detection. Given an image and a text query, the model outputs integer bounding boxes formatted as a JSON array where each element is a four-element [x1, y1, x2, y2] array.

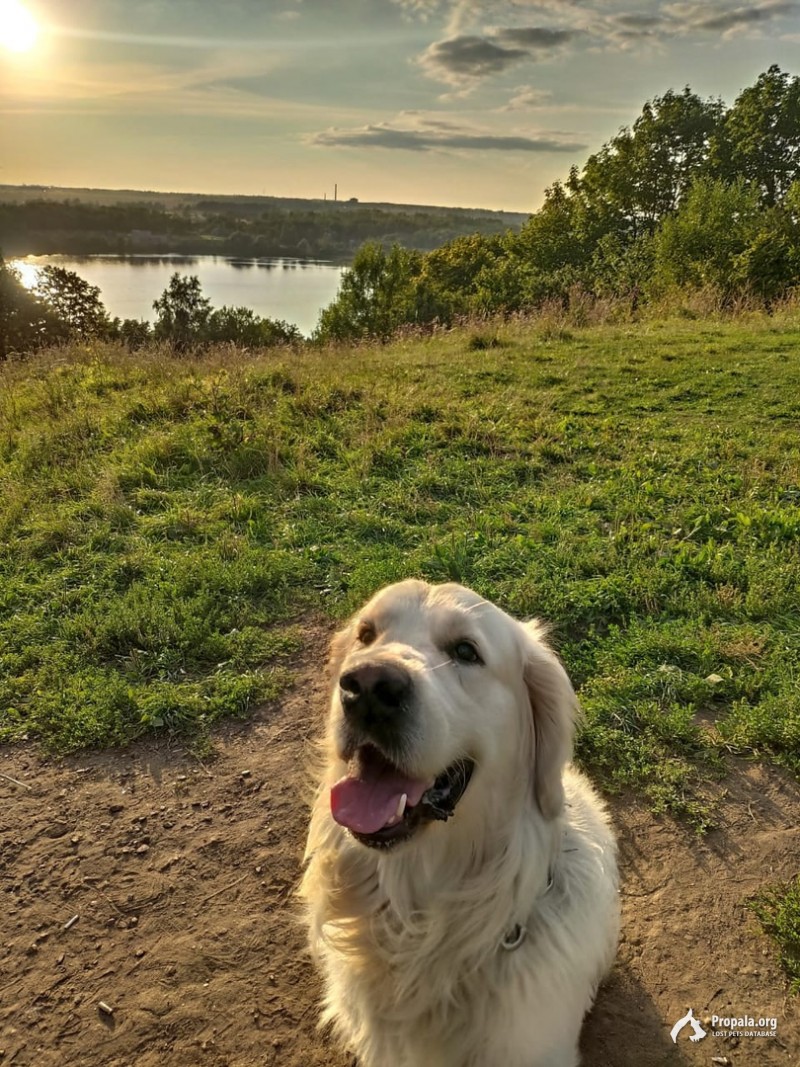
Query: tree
[[0, 254, 65, 357], [313, 243, 420, 342], [712, 66, 800, 207], [33, 265, 110, 338], [732, 187, 800, 300], [651, 178, 761, 295], [590, 231, 655, 303], [413, 233, 508, 320], [205, 305, 301, 346], [205, 305, 264, 346], [572, 88, 725, 238], [513, 181, 594, 298], [153, 273, 212, 349], [114, 318, 152, 349]]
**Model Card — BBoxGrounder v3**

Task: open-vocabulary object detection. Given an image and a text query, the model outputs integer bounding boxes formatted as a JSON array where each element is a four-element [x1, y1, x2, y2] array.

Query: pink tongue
[[331, 771, 431, 835]]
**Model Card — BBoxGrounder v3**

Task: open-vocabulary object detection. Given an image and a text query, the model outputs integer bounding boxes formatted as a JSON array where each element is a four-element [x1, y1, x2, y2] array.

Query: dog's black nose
[[339, 662, 411, 727]]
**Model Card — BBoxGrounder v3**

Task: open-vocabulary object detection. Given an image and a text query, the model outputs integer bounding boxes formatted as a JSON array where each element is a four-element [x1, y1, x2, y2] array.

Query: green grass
[[749, 876, 800, 993], [1, 318, 799, 828]]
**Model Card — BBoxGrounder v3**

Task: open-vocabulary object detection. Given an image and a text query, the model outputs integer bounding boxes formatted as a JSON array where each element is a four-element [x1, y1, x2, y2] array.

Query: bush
[[150, 276, 302, 350], [650, 179, 762, 297], [206, 305, 301, 347], [313, 242, 421, 343], [113, 318, 153, 349]]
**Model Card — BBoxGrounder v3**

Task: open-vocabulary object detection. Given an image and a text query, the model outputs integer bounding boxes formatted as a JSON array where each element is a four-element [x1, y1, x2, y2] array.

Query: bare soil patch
[[1, 626, 798, 1066]]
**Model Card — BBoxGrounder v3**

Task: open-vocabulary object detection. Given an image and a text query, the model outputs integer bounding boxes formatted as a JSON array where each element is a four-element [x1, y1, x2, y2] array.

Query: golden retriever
[[301, 580, 618, 1067]]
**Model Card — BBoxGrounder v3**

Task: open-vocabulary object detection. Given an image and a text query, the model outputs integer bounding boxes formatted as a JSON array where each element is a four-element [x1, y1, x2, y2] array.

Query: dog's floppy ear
[[521, 621, 578, 820]]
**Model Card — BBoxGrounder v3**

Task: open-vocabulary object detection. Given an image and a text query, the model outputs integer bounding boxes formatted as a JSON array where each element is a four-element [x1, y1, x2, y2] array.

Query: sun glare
[[11, 260, 41, 289], [1, 0, 39, 53]]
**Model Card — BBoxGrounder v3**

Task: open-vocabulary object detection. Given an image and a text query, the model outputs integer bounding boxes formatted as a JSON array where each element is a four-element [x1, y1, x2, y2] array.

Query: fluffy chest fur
[[302, 769, 618, 1067]]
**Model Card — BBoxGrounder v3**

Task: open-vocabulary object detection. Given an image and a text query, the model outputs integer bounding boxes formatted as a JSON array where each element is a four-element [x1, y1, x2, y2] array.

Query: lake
[[11, 254, 345, 337]]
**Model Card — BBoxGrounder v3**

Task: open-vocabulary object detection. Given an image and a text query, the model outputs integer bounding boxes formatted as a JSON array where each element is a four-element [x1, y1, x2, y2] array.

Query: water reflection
[[11, 253, 344, 336]]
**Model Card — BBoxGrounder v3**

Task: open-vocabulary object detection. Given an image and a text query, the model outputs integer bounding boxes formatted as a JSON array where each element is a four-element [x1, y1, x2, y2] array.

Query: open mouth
[[330, 744, 475, 850]]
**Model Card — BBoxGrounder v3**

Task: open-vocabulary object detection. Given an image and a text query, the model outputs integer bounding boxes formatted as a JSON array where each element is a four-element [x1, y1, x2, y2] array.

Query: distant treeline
[[4, 65, 800, 352], [0, 196, 520, 262], [314, 66, 800, 341]]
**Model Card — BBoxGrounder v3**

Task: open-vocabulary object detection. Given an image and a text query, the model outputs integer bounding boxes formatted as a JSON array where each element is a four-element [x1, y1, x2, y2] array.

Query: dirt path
[[1, 627, 798, 1066]]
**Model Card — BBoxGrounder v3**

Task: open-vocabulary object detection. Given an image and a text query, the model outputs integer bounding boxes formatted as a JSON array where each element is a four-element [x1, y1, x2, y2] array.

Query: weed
[[748, 876, 800, 993]]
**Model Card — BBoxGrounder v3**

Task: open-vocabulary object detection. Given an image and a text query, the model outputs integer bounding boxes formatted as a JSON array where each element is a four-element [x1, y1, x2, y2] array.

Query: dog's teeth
[[396, 793, 407, 819]]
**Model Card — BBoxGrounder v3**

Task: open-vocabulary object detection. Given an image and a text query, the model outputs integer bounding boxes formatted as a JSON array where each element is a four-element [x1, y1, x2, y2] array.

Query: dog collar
[[500, 868, 554, 952], [501, 923, 527, 951]]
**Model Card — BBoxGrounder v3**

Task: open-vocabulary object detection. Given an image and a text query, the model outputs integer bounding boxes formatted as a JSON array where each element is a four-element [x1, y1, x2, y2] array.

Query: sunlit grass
[[749, 876, 800, 994], [1, 318, 799, 830]]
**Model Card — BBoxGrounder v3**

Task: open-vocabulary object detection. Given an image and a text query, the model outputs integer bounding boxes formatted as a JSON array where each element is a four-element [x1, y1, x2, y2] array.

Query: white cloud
[[310, 112, 585, 152], [503, 83, 554, 109]]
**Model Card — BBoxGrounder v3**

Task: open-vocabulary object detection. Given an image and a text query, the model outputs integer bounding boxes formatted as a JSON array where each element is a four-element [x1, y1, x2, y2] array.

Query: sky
[[1, 0, 799, 212]]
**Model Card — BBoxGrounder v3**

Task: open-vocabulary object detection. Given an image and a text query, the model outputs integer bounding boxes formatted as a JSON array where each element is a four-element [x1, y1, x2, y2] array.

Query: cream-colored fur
[[301, 580, 619, 1067]]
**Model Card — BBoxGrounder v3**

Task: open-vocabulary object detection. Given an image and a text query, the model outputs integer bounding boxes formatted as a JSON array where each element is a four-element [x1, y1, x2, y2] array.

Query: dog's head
[[324, 579, 577, 850]]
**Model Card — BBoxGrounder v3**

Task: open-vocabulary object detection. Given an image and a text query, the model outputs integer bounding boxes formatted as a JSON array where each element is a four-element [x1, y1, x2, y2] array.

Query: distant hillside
[[0, 184, 528, 262]]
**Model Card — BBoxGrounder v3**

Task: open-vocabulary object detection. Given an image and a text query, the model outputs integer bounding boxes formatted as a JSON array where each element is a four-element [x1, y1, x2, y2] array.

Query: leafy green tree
[[412, 234, 508, 319], [114, 318, 152, 349], [205, 305, 264, 346], [571, 89, 725, 238], [464, 250, 548, 315], [512, 182, 595, 298], [313, 243, 420, 342], [33, 265, 110, 338], [712, 66, 800, 206], [590, 231, 655, 304], [153, 273, 212, 349], [258, 316, 302, 346], [205, 305, 301, 346], [732, 189, 800, 300], [651, 178, 761, 295]]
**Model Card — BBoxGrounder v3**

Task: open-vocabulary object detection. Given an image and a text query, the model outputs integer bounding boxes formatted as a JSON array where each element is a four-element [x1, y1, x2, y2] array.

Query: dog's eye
[[452, 640, 481, 664], [357, 623, 376, 646]]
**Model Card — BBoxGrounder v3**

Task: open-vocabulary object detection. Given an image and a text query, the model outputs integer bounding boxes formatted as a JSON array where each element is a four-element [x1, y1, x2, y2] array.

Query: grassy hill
[[1, 317, 799, 830]]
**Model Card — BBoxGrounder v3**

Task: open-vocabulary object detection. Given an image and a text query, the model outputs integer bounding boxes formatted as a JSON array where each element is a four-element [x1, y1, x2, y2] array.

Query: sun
[[0, 0, 39, 53]]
